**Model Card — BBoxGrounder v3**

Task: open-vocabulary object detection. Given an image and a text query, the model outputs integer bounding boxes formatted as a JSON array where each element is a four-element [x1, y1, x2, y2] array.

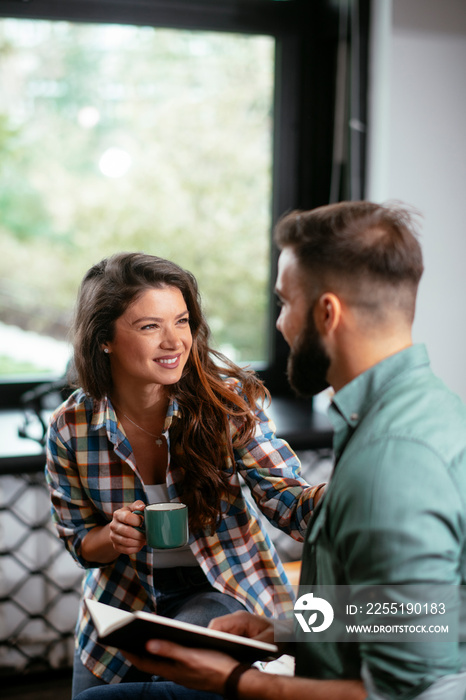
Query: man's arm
[[124, 638, 366, 700], [123, 613, 366, 700]]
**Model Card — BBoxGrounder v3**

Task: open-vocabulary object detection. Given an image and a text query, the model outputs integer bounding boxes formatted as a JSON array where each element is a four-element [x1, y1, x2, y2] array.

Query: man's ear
[[314, 292, 341, 336]]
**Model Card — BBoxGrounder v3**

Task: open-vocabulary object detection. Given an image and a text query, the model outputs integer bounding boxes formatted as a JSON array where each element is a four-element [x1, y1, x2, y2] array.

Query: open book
[[86, 599, 279, 663]]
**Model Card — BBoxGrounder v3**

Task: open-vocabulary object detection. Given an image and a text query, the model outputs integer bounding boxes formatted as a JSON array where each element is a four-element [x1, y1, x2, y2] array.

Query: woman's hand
[[80, 500, 146, 563], [109, 500, 147, 555]]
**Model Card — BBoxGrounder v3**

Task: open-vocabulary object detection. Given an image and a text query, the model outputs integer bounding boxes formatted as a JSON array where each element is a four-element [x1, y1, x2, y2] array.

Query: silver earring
[[104, 348, 109, 354]]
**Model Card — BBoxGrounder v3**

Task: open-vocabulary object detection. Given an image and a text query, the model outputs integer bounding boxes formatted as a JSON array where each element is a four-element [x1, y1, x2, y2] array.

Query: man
[[75, 201, 466, 700]]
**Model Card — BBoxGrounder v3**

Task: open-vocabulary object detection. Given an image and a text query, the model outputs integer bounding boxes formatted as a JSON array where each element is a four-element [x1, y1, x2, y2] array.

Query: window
[[0, 17, 275, 378], [0, 0, 366, 404]]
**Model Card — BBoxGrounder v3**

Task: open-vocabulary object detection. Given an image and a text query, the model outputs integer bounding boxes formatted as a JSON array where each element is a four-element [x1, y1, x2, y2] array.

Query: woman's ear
[[314, 292, 341, 336]]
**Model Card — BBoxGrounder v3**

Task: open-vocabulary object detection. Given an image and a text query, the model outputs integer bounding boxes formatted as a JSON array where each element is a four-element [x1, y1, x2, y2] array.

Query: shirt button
[[350, 413, 359, 421]]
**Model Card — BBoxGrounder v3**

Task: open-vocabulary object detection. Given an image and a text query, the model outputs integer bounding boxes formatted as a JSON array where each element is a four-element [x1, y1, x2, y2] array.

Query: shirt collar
[[90, 394, 181, 439], [328, 344, 430, 457]]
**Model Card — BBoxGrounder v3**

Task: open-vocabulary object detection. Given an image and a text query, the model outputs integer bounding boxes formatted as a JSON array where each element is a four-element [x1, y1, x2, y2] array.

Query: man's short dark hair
[[274, 200, 424, 322]]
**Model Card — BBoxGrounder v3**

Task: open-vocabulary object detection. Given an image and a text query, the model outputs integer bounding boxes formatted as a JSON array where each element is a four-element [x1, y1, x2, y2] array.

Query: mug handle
[[132, 509, 145, 534]]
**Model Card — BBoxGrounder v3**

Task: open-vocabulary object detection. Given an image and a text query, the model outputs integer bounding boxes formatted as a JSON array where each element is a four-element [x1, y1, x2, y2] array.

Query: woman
[[45, 253, 323, 697]]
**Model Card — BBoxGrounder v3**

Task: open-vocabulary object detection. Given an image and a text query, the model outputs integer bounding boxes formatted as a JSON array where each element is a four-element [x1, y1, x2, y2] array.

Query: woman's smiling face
[[103, 285, 193, 391]]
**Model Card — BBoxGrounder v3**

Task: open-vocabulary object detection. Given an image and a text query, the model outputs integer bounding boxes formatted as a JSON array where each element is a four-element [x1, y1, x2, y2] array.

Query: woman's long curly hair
[[72, 252, 269, 532]]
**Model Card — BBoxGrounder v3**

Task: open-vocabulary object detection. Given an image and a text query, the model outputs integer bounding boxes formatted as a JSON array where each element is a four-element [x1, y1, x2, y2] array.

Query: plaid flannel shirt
[[46, 385, 320, 683]]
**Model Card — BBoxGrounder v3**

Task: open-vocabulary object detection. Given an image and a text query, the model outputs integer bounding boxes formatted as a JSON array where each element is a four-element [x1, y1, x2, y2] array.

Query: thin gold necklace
[[120, 410, 165, 447]]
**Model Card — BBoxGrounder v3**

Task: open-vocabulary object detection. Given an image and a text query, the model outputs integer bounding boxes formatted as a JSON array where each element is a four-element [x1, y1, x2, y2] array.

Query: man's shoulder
[[357, 367, 466, 468], [331, 370, 466, 518]]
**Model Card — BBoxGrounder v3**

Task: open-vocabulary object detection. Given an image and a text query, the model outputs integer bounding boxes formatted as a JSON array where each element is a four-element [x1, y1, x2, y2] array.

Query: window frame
[[0, 0, 368, 407]]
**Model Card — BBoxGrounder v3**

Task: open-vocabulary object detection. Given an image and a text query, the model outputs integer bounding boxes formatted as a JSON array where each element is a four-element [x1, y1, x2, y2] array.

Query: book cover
[[86, 599, 279, 663]]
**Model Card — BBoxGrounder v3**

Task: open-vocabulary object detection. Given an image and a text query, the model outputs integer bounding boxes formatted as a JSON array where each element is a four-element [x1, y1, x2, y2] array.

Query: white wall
[[367, 0, 466, 400]]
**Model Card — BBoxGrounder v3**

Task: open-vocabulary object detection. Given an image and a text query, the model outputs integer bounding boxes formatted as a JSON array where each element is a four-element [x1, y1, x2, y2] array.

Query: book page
[[86, 599, 134, 637]]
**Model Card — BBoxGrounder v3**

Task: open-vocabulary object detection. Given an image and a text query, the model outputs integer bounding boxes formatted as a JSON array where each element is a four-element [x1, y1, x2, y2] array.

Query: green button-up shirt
[[296, 344, 466, 699]]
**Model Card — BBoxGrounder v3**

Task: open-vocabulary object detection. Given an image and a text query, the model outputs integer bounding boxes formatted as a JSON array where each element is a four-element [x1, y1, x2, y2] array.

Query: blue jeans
[[72, 649, 153, 696], [72, 567, 246, 698], [75, 681, 222, 700]]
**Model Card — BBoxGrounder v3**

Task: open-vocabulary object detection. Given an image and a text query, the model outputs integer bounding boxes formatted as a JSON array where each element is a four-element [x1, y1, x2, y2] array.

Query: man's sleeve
[[332, 437, 464, 699]]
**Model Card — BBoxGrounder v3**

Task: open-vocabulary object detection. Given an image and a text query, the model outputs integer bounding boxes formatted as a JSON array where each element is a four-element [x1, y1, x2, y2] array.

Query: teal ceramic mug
[[133, 502, 189, 549]]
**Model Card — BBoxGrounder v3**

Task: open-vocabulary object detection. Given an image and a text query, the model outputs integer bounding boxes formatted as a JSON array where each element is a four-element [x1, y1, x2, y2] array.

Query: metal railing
[[0, 461, 83, 677]]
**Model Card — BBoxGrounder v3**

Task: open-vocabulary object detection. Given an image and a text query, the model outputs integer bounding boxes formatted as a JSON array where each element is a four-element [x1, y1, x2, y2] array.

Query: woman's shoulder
[[49, 388, 98, 429], [221, 375, 255, 406], [222, 375, 241, 391]]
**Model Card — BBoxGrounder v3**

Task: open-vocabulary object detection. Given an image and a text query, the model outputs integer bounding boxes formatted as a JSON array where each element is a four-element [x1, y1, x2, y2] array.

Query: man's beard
[[287, 308, 331, 398]]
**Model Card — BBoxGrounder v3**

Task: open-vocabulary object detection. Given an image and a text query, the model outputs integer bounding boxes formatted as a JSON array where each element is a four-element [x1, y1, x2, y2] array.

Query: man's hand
[[208, 610, 276, 644], [124, 640, 240, 693], [124, 634, 367, 700]]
